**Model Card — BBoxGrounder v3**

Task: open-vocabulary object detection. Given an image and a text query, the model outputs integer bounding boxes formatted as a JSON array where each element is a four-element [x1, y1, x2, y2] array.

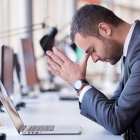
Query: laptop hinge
[[19, 125, 26, 132]]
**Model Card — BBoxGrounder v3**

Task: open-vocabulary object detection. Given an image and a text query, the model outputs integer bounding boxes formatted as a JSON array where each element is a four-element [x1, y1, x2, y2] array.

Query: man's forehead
[[74, 33, 89, 53], [75, 34, 84, 48], [75, 33, 95, 42], [75, 33, 93, 46], [75, 33, 84, 40], [75, 33, 86, 46]]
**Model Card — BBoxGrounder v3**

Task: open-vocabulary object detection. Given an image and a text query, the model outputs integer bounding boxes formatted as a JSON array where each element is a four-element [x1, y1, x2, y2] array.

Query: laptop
[[0, 81, 81, 135]]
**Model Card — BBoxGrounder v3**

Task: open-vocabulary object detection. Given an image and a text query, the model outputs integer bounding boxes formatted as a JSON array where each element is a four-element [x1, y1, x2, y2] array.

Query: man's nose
[[91, 53, 100, 63]]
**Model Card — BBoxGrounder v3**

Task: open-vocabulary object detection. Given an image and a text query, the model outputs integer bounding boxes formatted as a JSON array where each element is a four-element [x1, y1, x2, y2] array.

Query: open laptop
[[0, 81, 81, 135]]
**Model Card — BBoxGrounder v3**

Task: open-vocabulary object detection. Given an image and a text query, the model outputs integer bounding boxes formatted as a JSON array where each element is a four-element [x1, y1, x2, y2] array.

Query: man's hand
[[45, 47, 90, 86]]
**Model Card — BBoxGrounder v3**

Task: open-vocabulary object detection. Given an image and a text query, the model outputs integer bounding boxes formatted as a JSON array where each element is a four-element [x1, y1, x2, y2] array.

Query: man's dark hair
[[70, 4, 124, 42]]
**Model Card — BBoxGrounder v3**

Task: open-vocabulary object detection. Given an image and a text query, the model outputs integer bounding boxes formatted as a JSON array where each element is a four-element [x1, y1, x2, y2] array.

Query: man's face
[[75, 33, 123, 65]]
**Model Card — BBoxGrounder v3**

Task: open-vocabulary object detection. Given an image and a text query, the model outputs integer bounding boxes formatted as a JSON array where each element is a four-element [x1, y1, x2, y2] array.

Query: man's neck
[[114, 23, 131, 46]]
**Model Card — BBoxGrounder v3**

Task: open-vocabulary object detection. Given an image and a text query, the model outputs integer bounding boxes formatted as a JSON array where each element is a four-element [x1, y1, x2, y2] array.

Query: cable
[[0, 22, 44, 34], [43, 17, 57, 27], [0, 27, 44, 39], [0, 16, 57, 35]]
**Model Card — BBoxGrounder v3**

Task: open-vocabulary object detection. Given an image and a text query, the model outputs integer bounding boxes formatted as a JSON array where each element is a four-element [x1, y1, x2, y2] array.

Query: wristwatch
[[74, 79, 89, 93]]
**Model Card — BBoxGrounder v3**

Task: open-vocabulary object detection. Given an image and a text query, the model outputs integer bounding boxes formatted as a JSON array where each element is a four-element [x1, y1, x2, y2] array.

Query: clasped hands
[[45, 47, 90, 86]]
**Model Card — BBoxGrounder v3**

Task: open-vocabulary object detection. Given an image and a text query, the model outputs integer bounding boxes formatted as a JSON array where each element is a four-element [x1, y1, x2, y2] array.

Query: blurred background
[[0, 0, 140, 99]]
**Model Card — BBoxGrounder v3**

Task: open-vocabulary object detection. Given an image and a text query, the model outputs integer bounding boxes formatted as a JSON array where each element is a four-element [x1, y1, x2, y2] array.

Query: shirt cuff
[[79, 85, 92, 103]]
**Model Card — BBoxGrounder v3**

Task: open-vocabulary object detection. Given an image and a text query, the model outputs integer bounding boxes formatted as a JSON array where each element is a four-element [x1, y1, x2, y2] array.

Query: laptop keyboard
[[28, 125, 55, 132]]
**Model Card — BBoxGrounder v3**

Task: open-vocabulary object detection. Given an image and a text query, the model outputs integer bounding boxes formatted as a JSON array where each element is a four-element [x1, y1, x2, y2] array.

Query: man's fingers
[[46, 56, 61, 70], [47, 65, 61, 76], [46, 50, 64, 65], [53, 47, 69, 62], [81, 53, 91, 66]]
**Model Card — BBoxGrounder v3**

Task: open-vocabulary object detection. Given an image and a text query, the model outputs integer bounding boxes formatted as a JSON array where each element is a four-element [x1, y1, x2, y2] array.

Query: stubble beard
[[102, 38, 123, 65]]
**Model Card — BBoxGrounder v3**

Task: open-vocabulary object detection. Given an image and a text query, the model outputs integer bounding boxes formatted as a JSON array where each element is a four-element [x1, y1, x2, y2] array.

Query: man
[[45, 4, 140, 140]]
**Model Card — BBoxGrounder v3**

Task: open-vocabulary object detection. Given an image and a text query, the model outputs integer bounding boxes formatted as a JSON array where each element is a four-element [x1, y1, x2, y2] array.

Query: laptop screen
[[0, 81, 24, 133]]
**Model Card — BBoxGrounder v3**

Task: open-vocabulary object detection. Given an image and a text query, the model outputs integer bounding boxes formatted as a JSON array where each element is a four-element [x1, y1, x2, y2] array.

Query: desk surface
[[0, 92, 123, 140]]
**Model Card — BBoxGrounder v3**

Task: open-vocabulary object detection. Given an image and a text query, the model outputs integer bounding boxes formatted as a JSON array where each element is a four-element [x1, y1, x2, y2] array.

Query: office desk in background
[[0, 92, 123, 140]]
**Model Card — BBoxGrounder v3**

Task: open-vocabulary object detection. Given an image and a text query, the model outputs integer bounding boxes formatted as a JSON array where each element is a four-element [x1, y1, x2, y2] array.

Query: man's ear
[[98, 22, 112, 38]]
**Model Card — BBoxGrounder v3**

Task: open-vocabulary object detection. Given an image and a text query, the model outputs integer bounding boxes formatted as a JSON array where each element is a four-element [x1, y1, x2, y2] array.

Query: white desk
[[0, 92, 123, 140]]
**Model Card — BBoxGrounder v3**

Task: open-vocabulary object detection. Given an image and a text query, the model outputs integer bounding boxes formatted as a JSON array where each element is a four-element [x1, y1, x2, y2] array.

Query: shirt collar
[[123, 21, 136, 57]]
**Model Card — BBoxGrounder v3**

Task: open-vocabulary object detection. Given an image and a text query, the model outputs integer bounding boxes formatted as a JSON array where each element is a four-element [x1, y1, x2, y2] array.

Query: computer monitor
[[1, 46, 14, 95], [0, 46, 26, 110], [19, 38, 38, 87]]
